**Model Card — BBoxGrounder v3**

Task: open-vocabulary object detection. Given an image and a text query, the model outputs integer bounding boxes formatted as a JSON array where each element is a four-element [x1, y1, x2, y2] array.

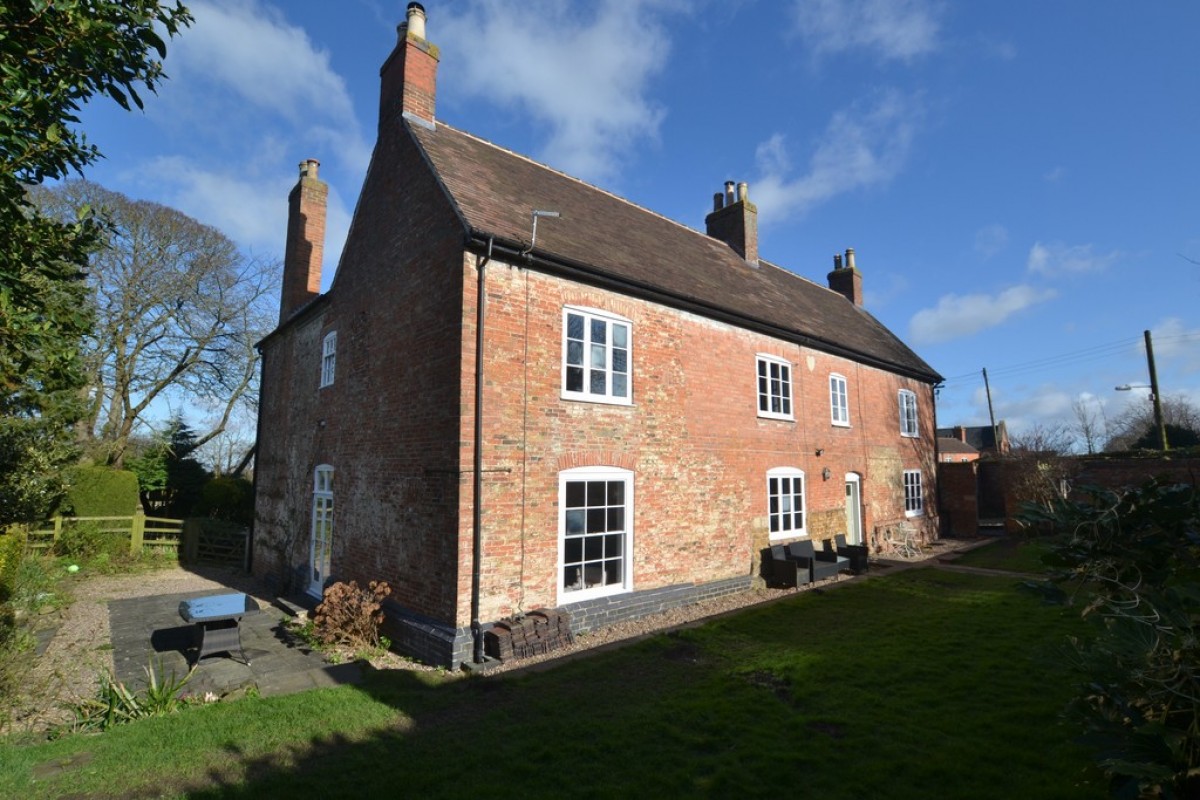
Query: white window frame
[[756, 355, 794, 420], [767, 467, 806, 540], [899, 389, 919, 437], [309, 465, 334, 597], [558, 466, 634, 604], [830, 373, 850, 427], [903, 469, 924, 517], [320, 331, 337, 388], [561, 307, 632, 405]]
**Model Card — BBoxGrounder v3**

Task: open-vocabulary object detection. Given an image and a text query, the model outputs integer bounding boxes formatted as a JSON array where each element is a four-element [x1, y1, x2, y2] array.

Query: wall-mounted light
[[815, 448, 824, 457], [822, 467, 832, 481]]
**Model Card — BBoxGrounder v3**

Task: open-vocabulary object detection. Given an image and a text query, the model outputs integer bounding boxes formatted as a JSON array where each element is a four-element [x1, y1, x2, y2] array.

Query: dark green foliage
[[1133, 423, 1200, 450], [61, 466, 140, 517], [0, 1, 192, 525], [1020, 479, 1200, 798], [196, 476, 254, 524], [50, 519, 129, 565], [136, 418, 211, 517]]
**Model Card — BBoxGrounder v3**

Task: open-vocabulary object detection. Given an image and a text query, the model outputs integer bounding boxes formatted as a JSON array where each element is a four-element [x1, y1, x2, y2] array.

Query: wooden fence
[[21, 513, 185, 557]]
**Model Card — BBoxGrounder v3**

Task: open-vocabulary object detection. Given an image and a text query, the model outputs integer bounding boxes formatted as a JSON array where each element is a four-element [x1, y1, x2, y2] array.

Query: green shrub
[[1020, 479, 1200, 799], [62, 659, 195, 734], [196, 476, 254, 524], [61, 466, 140, 517], [0, 530, 25, 603], [52, 520, 127, 563]]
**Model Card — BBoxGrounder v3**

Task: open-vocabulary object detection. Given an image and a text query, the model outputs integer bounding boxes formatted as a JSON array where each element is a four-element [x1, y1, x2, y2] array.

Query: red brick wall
[[257, 131, 940, 645], [255, 125, 467, 621], [455, 258, 939, 624]]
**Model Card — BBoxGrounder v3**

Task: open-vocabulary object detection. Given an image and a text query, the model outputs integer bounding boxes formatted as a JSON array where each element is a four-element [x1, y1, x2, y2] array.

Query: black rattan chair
[[833, 533, 869, 574]]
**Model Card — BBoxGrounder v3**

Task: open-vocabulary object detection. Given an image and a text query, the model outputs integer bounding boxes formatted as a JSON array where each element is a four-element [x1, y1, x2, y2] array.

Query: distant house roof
[[938, 437, 979, 455], [936, 422, 1009, 452], [406, 120, 942, 384]]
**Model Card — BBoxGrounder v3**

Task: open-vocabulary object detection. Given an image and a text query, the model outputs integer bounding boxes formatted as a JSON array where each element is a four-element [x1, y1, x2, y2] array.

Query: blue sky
[[77, 0, 1200, 446]]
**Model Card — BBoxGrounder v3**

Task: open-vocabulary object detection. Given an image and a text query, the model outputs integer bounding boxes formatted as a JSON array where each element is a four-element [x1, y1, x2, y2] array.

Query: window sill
[[769, 530, 807, 541], [831, 421, 850, 428], [559, 582, 631, 605], [758, 412, 795, 422], [560, 392, 634, 407]]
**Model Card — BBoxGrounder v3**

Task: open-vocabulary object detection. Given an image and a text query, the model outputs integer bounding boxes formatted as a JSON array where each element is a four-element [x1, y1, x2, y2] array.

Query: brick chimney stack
[[827, 247, 863, 306], [379, 2, 440, 130], [280, 158, 328, 324], [705, 181, 758, 266]]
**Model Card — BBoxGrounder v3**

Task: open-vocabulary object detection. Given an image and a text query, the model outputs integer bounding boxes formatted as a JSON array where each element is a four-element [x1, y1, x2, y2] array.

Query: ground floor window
[[903, 469, 924, 517], [310, 465, 334, 597], [768, 467, 806, 539], [559, 466, 632, 601]]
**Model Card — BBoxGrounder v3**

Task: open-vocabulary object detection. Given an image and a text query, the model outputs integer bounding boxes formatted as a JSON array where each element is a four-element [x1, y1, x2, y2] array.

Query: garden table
[[178, 593, 260, 665]]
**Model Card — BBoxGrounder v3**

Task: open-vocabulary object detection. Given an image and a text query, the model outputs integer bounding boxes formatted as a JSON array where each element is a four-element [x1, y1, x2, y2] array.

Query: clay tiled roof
[[408, 120, 941, 382], [937, 437, 979, 455]]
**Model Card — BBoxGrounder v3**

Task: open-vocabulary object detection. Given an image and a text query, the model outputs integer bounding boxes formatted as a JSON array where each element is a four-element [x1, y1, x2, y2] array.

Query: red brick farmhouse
[[253, 3, 944, 668]]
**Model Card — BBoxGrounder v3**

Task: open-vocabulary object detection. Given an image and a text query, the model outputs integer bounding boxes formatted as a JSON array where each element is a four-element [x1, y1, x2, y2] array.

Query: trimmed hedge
[[62, 466, 141, 517]]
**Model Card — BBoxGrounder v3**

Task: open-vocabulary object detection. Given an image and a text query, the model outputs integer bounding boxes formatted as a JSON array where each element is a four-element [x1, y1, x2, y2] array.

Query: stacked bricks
[[484, 608, 574, 663]]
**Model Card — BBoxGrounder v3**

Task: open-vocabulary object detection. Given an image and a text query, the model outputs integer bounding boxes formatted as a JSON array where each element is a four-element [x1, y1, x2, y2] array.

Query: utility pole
[[1144, 329, 1169, 451], [982, 368, 999, 455]]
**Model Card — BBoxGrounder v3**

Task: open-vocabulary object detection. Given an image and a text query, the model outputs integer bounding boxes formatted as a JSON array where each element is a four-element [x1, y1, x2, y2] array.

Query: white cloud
[[1044, 166, 1066, 182], [908, 285, 1057, 345], [138, 155, 352, 287], [1153, 317, 1200, 374], [974, 224, 1008, 259], [752, 89, 923, 224], [792, 0, 941, 62], [177, 1, 355, 127], [1027, 241, 1121, 275], [437, 0, 679, 182]]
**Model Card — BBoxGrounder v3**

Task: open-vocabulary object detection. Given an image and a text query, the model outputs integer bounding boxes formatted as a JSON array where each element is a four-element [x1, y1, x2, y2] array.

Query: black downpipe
[[471, 237, 493, 663]]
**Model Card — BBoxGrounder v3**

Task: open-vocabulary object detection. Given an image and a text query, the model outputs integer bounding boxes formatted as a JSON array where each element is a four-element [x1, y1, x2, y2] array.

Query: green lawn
[[952, 536, 1059, 574], [1, 568, 1102, 799]]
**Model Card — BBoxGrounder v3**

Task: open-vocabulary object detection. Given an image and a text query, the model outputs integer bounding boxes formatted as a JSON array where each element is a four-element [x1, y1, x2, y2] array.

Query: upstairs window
[[756, 356, 793, 420], [563, 308, 631, 405], [830, 373, 849, 426], [899, 390, 918, 437], [903, 469, 924, 516], [767, 467, 806, 540], [320, 331, 337, 388]]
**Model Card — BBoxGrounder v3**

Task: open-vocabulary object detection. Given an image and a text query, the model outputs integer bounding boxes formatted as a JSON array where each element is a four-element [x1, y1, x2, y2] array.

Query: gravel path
[[8, 542, 961, 734]]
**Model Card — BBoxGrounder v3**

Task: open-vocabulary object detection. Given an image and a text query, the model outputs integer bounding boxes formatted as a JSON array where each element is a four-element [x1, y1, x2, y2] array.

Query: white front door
[[844, 475, 863, 545], [309, 466, 334, 598]]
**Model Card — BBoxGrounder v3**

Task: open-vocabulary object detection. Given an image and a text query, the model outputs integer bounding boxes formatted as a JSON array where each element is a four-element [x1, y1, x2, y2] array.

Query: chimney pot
[[833, 253, 843, 270], [845, 248, 856, 270], [406, 2, 426, 40], [712, 192, 723, 212], [724, 181, 735, 205], [736, 182, 748, 203], [301, 158, 320, 179]]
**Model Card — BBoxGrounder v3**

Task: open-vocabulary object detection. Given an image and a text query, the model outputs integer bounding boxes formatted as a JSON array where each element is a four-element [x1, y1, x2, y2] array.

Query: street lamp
[[1114, 330, 1169, 451]]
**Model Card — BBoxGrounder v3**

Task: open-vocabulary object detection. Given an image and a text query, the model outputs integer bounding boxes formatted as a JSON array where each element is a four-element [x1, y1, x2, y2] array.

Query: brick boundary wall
[[1070, 455, 1199, 491], [382, 574, 754, 669]]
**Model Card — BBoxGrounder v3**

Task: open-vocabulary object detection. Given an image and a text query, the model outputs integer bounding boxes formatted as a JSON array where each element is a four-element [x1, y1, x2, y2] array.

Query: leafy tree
[[32, 180, 277, 467], [0, 1, 192, 523]]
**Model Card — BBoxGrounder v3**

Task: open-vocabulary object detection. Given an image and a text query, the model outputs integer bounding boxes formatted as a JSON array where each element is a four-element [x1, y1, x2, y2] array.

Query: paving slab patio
[[108, 588, 362, 700]]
